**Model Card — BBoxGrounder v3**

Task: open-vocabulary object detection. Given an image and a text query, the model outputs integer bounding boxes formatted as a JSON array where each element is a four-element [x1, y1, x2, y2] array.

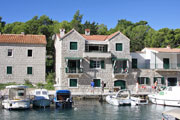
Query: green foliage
[[24, 79, 34, 88]]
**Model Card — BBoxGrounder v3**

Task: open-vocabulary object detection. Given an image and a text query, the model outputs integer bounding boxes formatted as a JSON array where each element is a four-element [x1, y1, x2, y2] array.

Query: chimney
[[166, 45, 171, 49], [21, 32, 25, 35], [85, 29, 90, 36], [60, 28, 65, 37]]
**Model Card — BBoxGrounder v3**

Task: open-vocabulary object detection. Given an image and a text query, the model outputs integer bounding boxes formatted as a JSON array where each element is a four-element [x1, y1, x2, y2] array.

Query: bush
[[0, 82, 17, 90], [24, 79, 34, 88]]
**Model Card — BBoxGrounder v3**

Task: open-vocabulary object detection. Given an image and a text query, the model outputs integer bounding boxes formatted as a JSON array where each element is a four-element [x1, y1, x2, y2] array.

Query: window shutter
[[101, 60, 105, 69], [116, 43, 123, 51], [146, 77, 150, 85], [161, 77, 165, 85], [27, 67, 32, 74], [137, 77, 140, 84], [132, 59, 137, 69], [70, 42, 77, 50], [7, 66, 12, 74], [70, 79, 77, 87], [90, 60, 94, 68], [154, 77, 157, 83]]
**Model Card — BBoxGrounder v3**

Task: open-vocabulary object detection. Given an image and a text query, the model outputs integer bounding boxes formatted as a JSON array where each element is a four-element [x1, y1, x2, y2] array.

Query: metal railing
[[133, 63, 180, 69], [114, 68, 129, 74], [65, 68, 83, 73]]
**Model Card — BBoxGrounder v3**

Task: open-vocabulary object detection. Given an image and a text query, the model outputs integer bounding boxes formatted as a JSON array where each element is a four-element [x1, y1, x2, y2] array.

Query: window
[[137, 77, 150, 85], [70, 42, 77, 50], [132, 58, 137, 69], [154, 77, 165, 85], [27, 67, 32, 74], [69, 79, 77, 87], [94, 79, 101, 87], [28, 50, 32, 57], [116, 43, 123, 51], [90, 60, 105, 69], [8, 49, 13, 56], [7, 66, 12, 74]]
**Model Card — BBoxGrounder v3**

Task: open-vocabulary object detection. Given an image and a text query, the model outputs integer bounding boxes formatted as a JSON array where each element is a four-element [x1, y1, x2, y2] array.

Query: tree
[[83, 21, 98, 35], [0, 17, 6, 32], [70, 10, 83, 33], [97, 24, 108, 35]]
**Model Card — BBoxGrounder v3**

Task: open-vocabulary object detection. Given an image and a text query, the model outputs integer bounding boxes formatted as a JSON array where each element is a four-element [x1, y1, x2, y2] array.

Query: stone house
[[0, 33, 46, 84], [131, 46, 180, 88], [54, 29, 132, 93]]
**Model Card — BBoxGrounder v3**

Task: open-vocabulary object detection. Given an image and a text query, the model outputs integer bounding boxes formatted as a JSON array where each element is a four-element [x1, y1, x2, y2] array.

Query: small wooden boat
[[2, 85, 30, 109], [53, 90, 73, 108], [106, 89, 131, 106], [32, 89, 51, 108]]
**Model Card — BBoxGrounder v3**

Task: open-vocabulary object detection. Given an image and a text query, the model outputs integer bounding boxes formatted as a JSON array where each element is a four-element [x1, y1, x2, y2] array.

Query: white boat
[[148, 86, 180, 107], [32, 89, 51, 108], [131, 96, 148, 106], [106, 89, 131, 106], [162, 109, 180, 120], [2, 85, 30, 109]]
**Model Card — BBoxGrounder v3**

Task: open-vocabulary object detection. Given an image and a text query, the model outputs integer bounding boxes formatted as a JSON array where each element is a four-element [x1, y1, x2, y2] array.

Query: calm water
[[0, 100, 175, 120]]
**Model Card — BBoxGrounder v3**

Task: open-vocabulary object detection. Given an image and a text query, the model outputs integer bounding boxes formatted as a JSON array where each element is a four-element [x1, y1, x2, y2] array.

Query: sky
[[0, 0, 179, 30]]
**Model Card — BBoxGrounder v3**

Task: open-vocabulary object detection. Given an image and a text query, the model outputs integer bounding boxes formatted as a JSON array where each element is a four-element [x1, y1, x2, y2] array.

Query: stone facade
[[54, 29, 133, 92], [0, 36, 46, 84]]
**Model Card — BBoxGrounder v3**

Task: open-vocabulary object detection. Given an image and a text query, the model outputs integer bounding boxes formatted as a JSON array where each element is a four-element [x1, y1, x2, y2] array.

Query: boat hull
[[55, 101, 72, 108], [33, 99, 51, 107], [2, 100, 30, 109], [106, 96, 131, 106], [148, 95, 180, 107]]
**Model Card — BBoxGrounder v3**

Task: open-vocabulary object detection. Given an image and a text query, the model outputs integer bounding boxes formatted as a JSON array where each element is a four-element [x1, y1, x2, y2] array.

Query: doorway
[[168, 77, 177, 86], [163, 58, 169, 69]]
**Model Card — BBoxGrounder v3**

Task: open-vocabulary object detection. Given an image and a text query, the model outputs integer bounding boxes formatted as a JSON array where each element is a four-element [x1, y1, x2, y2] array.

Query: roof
[[163, 109, 180, 119], [56, 29, 121, 41], [144, 47, 180, 53], [0, 34, 47, 45]]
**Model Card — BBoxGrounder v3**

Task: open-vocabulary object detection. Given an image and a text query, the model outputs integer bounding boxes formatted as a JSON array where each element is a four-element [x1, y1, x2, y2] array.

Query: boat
[[106, 89, 131, 106], [32, 89, 51, 108], [148, 86, 180, 107], [2, 85, 30, 109], [131, 96, 148, 106], [53, 90, 73, 108], [162, 109, 180, 120]]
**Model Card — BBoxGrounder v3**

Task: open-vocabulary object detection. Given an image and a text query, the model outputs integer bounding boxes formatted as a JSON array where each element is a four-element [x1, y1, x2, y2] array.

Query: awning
[[65, 57, 83, 60]]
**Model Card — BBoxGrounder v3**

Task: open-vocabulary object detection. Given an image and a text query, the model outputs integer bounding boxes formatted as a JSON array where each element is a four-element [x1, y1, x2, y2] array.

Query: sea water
[[0, 100, 175, 120]]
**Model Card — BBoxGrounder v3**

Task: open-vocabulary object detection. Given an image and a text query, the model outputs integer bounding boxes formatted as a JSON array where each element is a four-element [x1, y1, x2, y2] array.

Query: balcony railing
[[65, 68, 83, 73], [114, 68, 129, 74], [133, 63, 180, 69]]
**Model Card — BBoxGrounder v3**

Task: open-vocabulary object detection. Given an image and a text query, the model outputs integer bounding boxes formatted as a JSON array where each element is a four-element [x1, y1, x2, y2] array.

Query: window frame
[[69, 78, 78, 88], [137, 77, 150, 85], [70, 42, 78, 50], [27, 49, 33, 57], [132, 58, 138, 69], [116, 43, 123, 51], [90, 59, 105, 69], [7, 49, 13, 57]]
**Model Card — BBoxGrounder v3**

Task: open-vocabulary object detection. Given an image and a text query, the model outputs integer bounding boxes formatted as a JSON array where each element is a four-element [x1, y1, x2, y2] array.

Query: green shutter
[[27, 67, 32, 74], [70, 42, 77, 50], [161, 77, 165, 85], [116, 43, 122, 51], [146, 77, 150, 85], [94, 79, 100, 87], [154, 77, 157, 83], [101, 60, 105, 69], [132, 59, 137, 68], [7, 66, 12, 74], [70, 79, 77, 87], [90, 60, 94, 68], [114, 80, 126, 89], [137, 77, 140, 84]]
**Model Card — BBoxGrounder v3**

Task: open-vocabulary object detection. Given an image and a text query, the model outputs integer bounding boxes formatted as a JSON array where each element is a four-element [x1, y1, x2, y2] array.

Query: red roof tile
[[146, 48, 180, 53], [0, 34, 47, 45]]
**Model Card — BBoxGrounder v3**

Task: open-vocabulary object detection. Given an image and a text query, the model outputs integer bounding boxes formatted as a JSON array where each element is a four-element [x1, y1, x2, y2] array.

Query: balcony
[[83, 52, 111, 58], [65, 68, 83, 73], [155, 63, 180, 71]]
